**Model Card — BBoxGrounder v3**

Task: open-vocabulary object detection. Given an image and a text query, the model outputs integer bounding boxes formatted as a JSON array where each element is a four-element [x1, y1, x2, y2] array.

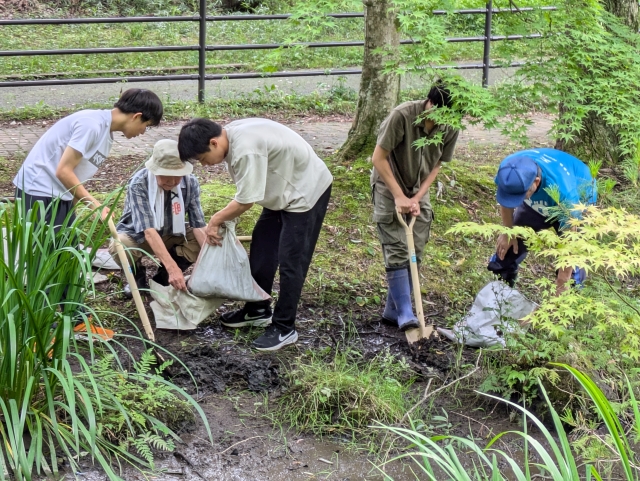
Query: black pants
[[15, 188, 75, 231], [487, 202, 560, 282], [247, 185, 332, 332]]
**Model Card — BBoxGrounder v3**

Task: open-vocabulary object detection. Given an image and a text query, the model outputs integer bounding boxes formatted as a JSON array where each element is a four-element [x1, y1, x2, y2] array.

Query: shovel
[[396, 211, 433, 344], [107, 218, 168, 366]]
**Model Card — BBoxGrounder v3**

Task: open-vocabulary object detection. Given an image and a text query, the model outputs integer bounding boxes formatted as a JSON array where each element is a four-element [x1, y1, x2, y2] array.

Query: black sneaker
[[252, 325, 298, 351], [221, 306, 273, 328]]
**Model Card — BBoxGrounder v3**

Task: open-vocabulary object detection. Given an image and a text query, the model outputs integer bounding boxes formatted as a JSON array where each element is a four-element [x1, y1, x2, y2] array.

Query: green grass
[[275, 344, 416, 437], [0, 0, 554, 81], [0, 15, 365, 80], [377, 364, 640, 481], [0, 195, 211, 479], [0, 81, 358, 121]]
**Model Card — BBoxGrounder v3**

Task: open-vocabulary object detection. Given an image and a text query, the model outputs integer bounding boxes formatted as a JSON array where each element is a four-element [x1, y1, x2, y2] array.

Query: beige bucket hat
[[145, 139, 193, 176]]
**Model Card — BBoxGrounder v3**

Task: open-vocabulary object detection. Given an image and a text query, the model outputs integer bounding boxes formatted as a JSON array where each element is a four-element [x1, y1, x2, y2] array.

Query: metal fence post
[[198, 0, 207, 103], [482, 0, 492, 88]]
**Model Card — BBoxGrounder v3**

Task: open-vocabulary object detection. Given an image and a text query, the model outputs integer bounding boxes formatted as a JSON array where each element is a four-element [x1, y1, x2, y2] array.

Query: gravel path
[[0, 112, 553, 159]]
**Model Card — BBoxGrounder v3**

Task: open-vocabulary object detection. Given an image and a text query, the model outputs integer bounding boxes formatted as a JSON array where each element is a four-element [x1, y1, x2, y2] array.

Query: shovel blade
[[404, 323, 434, 344]]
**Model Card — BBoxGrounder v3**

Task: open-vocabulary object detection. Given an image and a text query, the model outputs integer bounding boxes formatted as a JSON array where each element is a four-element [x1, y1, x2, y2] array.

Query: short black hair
[[178, 118, 223, 161], [114, 88, 163, 126], [427, 81, 453, 109]]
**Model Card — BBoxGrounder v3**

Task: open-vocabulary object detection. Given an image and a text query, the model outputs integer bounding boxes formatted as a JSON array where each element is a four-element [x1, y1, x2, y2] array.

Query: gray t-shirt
[[224, 118, 333, 212], [371, 100, 459, 206]]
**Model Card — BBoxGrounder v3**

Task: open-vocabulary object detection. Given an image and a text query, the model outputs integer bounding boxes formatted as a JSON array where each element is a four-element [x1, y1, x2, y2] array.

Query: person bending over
[[178, 118, 332, 351], [489, 148, 596, 293], [14, 88, 163, 225]]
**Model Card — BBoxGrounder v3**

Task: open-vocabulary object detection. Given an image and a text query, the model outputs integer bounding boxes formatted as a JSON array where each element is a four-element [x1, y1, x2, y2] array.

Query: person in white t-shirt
[[178, 118, 333, 351], [13, 88, 164, 227]]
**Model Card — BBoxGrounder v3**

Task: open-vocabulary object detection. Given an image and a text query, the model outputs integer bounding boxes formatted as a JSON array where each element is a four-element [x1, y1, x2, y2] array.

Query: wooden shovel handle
[[396, 211, 432, 343], [107, 218, 155, 343], [395, 210, 417, 230]]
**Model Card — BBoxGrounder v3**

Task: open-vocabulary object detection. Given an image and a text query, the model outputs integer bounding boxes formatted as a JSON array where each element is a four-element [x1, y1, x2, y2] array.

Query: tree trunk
[[556, 0, 638, 162], [336, 0, 400, 161], [603, 0, 639, 30]]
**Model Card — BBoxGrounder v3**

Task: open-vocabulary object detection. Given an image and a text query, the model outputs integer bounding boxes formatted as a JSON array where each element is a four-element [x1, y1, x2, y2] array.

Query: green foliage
[[82, 351, 194, 461], [377, 365, 640, 480], [450, 206, 640, 418], [0, 3, 364, 81], [0, 197, 210, 480], [276, 346, 415, 435], [621, 140, 640, 186]]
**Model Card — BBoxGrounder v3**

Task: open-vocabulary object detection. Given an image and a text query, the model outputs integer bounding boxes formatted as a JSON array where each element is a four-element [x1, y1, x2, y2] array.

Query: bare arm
[[193, 227, 206, 247], [143, 228, 186, 291], [500, 206, 515, 227], [409, 161, 442, 216], [56, 146, 108, 218], [496, 205, 518, 260], [371, 145, 415, 215], [206, 200, 254, 246]]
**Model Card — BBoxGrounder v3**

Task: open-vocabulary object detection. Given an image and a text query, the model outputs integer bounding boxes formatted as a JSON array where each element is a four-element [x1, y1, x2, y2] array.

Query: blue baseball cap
[[495, 155, 539, 208]]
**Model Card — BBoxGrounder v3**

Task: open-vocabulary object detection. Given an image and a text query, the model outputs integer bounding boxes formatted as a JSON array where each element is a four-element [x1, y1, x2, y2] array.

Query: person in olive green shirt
[[371, 82, 459, 331]]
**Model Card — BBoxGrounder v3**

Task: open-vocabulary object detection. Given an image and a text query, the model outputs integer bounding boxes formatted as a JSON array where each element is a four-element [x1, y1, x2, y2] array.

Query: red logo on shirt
[[172, 202, 182, 215]]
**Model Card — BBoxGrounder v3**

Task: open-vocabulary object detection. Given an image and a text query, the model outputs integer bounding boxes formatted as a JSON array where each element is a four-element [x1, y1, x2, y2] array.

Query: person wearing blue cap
[[489, 148, 597, 292]]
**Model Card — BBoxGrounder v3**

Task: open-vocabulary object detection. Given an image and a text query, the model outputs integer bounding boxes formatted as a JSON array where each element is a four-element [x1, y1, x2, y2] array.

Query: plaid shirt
[[116, 168, 207, 244]]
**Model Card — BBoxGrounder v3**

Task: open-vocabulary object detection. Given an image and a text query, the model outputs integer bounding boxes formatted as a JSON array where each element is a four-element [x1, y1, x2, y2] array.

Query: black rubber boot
[[152, 247, 193, 287], [124, 264, 147, 299]]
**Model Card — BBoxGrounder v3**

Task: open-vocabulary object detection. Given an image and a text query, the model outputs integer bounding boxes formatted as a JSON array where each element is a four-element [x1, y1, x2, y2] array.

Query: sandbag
[[149, 279, 222, 330], [437, 281, 537, 347], [188, 221, 270, 302]]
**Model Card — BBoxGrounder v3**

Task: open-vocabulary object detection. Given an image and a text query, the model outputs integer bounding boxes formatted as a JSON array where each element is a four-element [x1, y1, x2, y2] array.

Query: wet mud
[[171, 344, 281, 394]]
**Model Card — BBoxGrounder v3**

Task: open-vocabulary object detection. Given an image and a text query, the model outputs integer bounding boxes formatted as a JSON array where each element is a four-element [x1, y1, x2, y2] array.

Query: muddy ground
[[1, 116, 559, 480], [59, 266, 539, 481]]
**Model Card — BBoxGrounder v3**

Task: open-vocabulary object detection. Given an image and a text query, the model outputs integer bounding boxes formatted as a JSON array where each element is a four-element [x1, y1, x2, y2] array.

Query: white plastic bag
[[188, 221, 270, 302], [78, 244, 121, 270], [437, 281, 537, 347], [149, 279, 222, 330], [92, 248, 121, 270]]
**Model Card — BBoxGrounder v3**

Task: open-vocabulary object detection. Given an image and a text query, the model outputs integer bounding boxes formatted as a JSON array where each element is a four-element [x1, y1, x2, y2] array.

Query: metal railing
[[0, 2, 555, 101]]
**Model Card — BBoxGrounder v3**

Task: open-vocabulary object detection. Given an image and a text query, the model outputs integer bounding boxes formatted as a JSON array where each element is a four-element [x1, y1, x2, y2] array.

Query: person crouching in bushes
[[109, 139, 207, 298], [488, 148, 597, 294]]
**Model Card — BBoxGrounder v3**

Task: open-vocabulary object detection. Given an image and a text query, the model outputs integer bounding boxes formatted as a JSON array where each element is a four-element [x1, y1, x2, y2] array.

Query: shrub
[[0, 197, 209, 480], [376, 364, 640, 481], [449, 206, 640, 414]]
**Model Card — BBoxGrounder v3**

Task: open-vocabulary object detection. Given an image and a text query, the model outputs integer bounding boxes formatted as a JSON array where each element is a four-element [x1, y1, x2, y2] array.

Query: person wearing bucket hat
[[489, 148, 597, 293], [109, 139, 207, 298]]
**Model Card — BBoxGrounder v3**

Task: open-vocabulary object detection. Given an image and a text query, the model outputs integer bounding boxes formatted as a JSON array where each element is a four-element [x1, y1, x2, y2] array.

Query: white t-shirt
[[13, 109, 113, 201], [224, 118, 333, 212]]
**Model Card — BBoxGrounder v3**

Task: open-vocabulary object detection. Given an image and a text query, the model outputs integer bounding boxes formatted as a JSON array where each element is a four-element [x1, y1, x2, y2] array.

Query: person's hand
[[205, 220, 223, 246], [168, 265, 187, 291], [408, 195, 421, 217], [496, 233, 518, 260], [394, 194, 417, 215], [100, 205, 111, 221]]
